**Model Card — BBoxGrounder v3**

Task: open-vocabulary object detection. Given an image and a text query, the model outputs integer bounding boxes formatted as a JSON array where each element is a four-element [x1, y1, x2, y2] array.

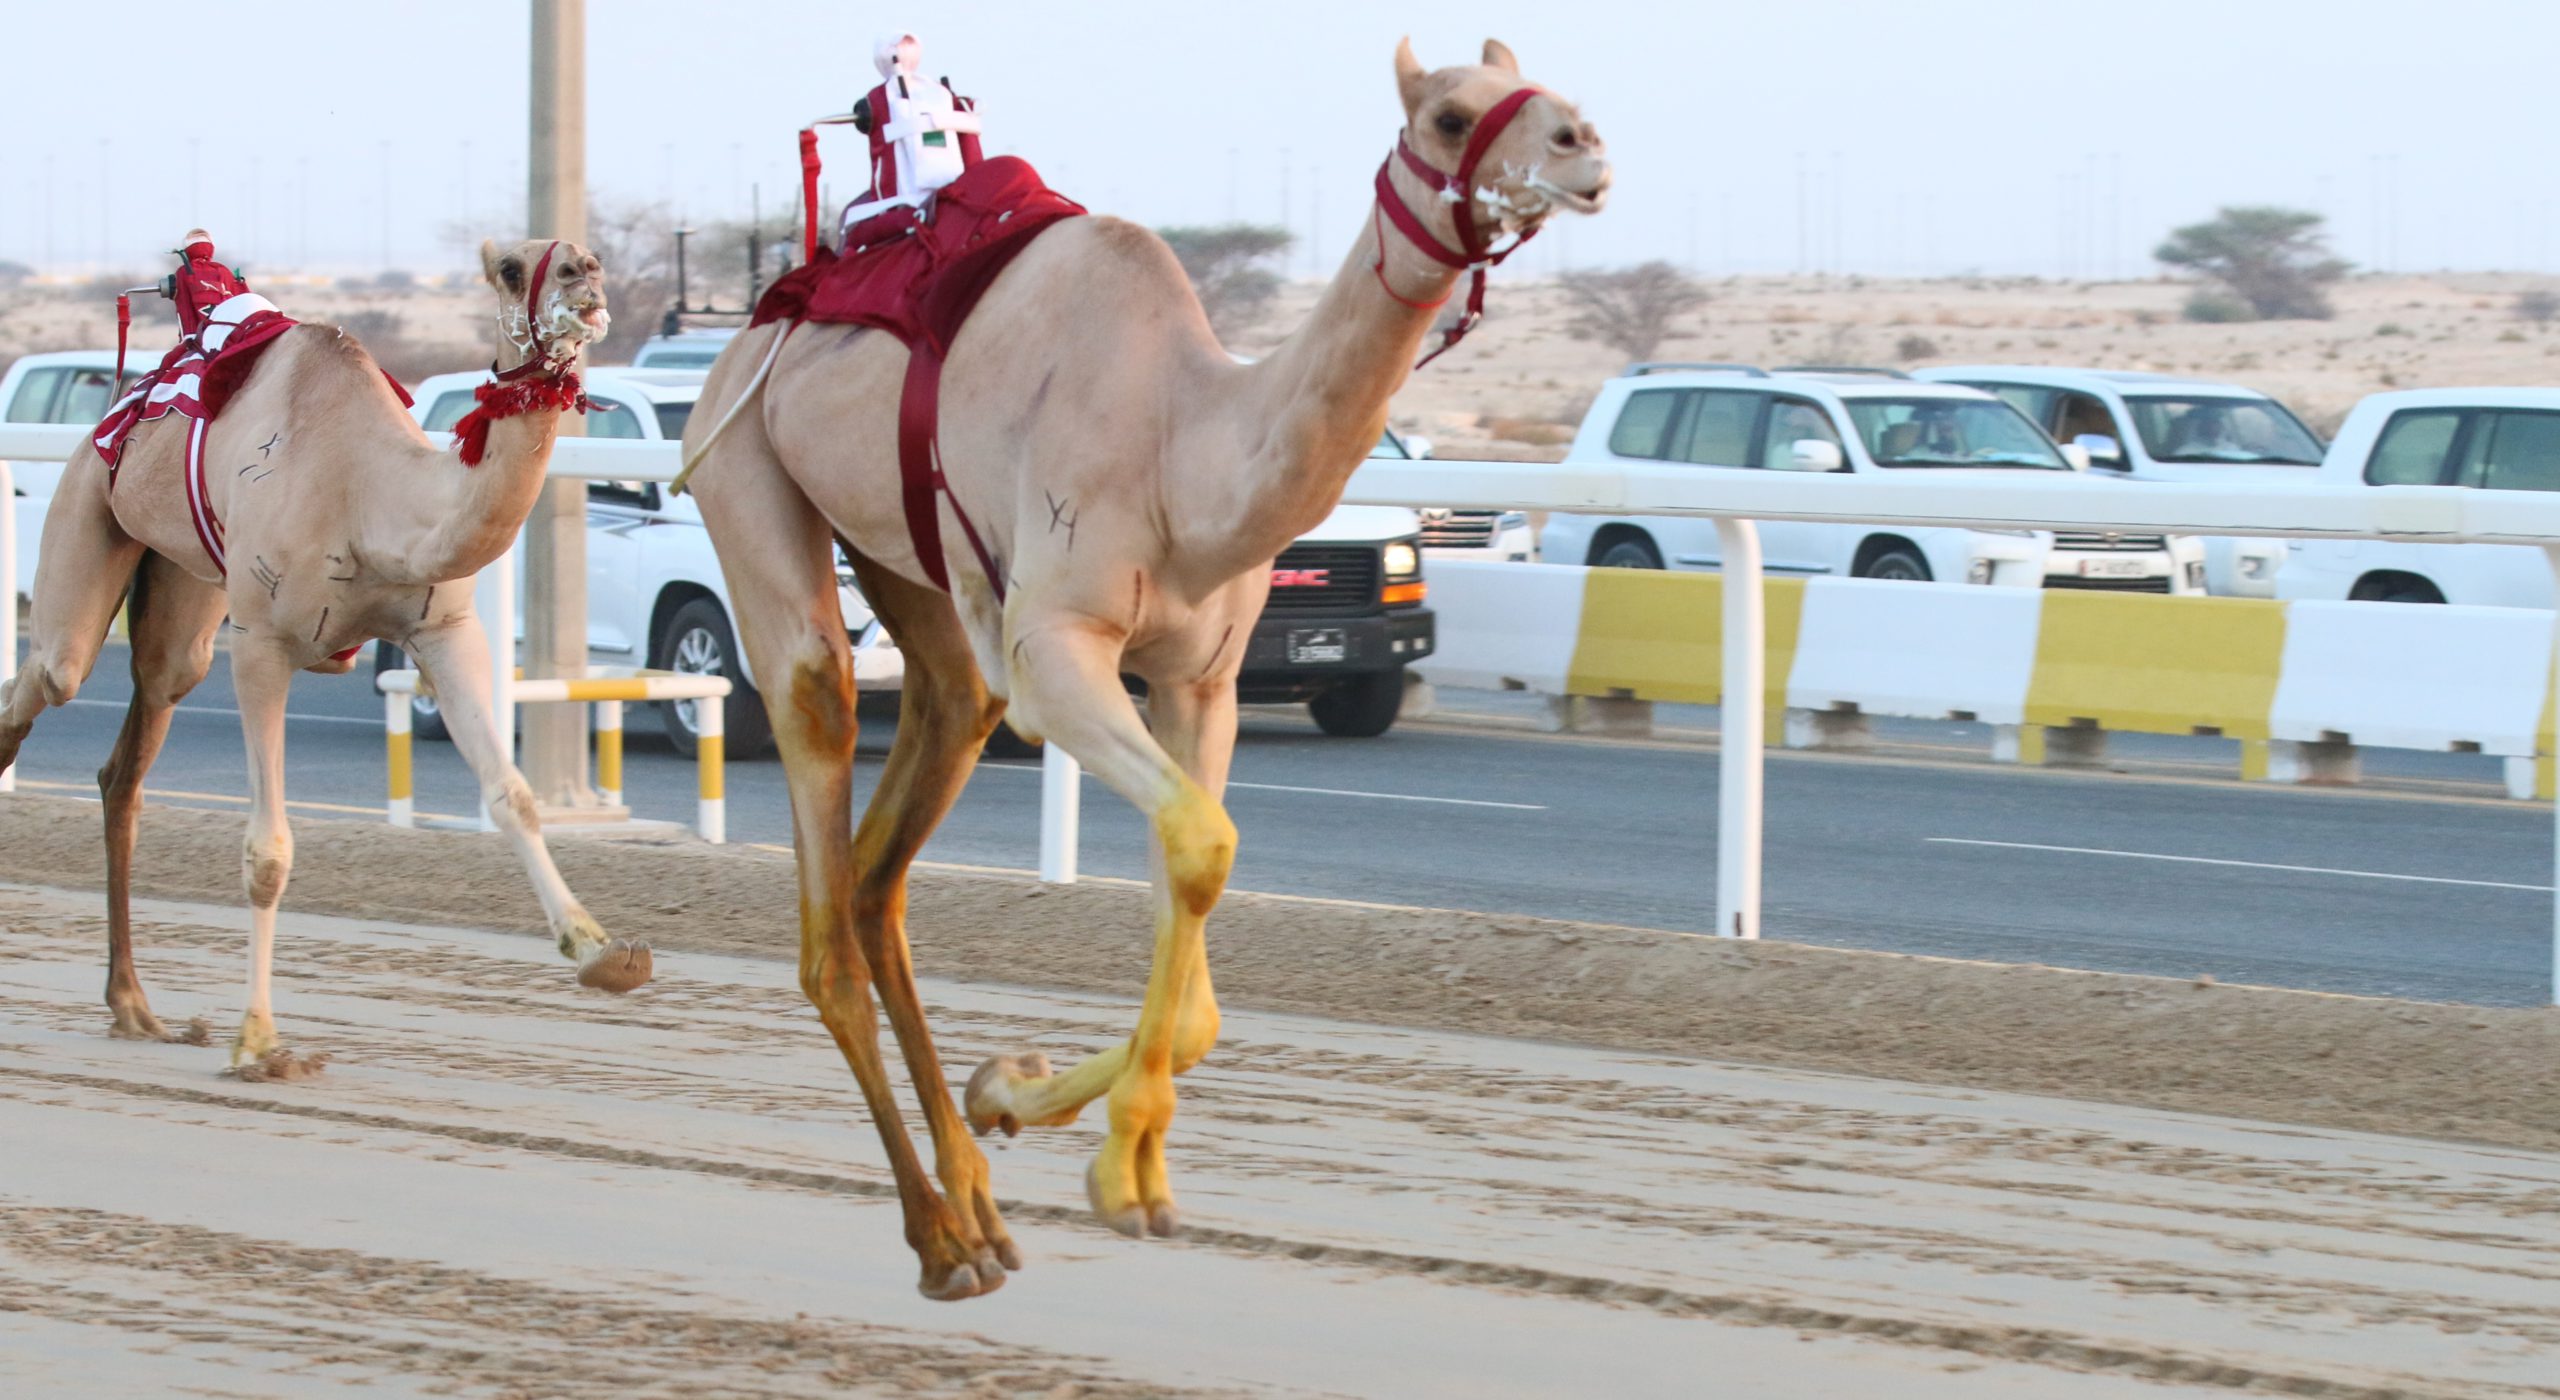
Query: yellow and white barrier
[[1417, 558, 2560, 794], [375, 667, 730, 843]]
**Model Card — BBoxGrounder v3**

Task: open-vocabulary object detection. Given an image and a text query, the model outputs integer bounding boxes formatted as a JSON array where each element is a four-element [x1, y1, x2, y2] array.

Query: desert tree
[[2155, 206, 2350, 321], [1557, 260, 1709, 362], [1156, 224, 1294, 340], [2515, 289, 2560, 325]]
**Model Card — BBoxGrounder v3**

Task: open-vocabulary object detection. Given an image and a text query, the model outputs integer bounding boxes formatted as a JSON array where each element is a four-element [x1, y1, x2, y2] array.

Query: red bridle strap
[[457, 240, 590, 464], [1371, 87, 1545, 369]]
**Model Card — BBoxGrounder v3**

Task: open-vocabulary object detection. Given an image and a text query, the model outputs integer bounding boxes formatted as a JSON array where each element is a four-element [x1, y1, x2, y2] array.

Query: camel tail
[[669, 322, 794, 496]]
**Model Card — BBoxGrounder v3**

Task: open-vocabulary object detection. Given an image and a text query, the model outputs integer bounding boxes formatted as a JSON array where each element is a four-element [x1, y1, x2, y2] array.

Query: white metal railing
[[6, 423, 2555, 1001]]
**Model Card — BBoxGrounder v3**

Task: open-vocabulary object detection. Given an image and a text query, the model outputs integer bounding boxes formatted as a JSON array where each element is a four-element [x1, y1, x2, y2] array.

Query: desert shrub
[[1894, 333, 1940, 362], [2183, 291, 2255, 324], [374, 268, 418, 292], [2375, 322, 2408, 337], [1556, 261, 1710, 362], [1156, 224, 1293, 341], [2514, 289, 2560, 324], [2155, 206, 2350, 320]]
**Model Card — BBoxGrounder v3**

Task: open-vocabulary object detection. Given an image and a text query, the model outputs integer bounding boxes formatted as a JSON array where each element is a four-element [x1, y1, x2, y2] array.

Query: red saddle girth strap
[[897, 341, 1008, 600]]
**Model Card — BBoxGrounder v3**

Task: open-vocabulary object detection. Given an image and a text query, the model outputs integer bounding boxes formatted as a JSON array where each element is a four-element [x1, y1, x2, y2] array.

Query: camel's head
[[1393, 38, 1610, 245], [479, 237, 610, 365]]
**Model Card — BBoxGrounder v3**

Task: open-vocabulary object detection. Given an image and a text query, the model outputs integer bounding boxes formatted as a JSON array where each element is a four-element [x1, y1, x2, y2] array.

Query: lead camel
[[683, 38, 1610, 1299]]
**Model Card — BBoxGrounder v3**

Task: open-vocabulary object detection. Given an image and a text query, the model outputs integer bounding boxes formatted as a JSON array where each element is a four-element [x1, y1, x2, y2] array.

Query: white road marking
[[1927, 837, 2550, 892], [66, 697, 381, 727], [977, 762, 1544, 810]]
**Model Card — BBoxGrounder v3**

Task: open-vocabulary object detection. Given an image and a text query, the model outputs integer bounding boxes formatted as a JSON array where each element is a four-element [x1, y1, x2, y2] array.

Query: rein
[[1371, 86, 1543, 369], [451, 240, 590, 466]]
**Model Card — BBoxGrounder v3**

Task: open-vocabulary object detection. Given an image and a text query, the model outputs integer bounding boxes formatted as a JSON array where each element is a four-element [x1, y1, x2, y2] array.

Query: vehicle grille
[[2046, 576, 2174, 593], [1417, 510, 1500, 548], [2052, 531, 2168, 552], [1264, 544, 1380, 613]]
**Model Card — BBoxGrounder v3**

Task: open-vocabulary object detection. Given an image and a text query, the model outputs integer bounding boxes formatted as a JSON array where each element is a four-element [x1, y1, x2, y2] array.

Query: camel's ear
[[1394, 36, 1428, 119], [478, 239, 507, 291], [1482, 38, 1519, 74]]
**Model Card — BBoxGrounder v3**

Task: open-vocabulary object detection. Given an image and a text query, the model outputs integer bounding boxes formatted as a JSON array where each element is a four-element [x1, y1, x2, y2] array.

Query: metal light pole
[[523, 0, 608, 816]]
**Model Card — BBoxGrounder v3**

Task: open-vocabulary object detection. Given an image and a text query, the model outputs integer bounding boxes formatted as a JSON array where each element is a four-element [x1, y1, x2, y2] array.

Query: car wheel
[[1858, 546, 1933, 582], [372, 640, 451, 742], [1593, 536, 1663, 570], [655, 598, 774, 760], [1308, 670, 1405, 738]]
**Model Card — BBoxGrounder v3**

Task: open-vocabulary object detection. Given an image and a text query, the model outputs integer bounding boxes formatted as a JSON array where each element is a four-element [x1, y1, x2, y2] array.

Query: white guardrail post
[[384, 685, 413, 827], [696, 690, 725, 845], [1040, 739, 1081, 883], [1715, 519, 1764, 939], [1, 458, 15, 794]]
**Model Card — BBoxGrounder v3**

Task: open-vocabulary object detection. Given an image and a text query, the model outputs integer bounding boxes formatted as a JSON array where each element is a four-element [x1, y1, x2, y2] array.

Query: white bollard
[[1, 459, 15, 795], [1039, 739, 1080, 884], [696, 692, 725, 845], [594, 698, 623, 808], [385, 685, 414, 827], [1714, 518, 1764, 940]]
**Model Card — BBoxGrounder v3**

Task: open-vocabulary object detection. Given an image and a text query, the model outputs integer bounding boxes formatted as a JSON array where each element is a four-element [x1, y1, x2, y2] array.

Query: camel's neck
[[398, 405, 563, 583], [1199, 171, 1465, 556]]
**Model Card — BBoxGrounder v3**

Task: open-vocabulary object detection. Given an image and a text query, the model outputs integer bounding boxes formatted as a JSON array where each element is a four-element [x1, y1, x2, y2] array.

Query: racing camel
[[683, 38, 1608, 1298], [0, 233, 649, 1072]]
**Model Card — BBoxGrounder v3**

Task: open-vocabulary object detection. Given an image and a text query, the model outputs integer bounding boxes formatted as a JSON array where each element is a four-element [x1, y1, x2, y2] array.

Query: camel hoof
[[107, 1007, 170, 1042], [227, 1049, 328, 1083], [576, 940, 654, 993], [993, 1237, 1025, 1272], [1145, 1203, 1182, 1239], [1086, 1161, 1147, 1238], [918, 1260, 1000, 1302], [964, 1051, 1052, 1137], [170, 1016, 214, 1047]]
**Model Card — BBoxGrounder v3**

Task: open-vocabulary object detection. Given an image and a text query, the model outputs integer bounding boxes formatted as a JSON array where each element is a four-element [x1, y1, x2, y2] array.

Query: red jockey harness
[[1371, 86, 1544, 368]]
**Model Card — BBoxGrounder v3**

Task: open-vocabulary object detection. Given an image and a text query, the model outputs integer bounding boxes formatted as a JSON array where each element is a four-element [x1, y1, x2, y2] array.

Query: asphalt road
[[8, 643, 2552, 1006]]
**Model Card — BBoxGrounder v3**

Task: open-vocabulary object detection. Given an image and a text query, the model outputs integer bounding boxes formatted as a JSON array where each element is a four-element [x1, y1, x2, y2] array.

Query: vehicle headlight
[[2238, 555, 2270, 579], [1967, 558, 1995, 585], [1384, 541, 1421, 579], [2185, 561, 2208, 590]]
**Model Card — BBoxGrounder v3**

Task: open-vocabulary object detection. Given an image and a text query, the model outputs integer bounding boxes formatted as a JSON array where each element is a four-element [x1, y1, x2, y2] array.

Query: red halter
[[1372, 86, 1544, 369], [452, 240, 590, 466]]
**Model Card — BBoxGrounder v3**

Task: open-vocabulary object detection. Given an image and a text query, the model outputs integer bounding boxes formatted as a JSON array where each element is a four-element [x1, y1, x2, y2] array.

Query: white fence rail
[[7, 422, 2556, 1000]]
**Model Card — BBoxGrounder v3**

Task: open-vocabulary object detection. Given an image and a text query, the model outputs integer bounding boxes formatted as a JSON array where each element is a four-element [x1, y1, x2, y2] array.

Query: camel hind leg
[[0, 449, 146, 773], [99, 553, 228, 1041], [691, 418, 1004, 1300], [839, 550, 1021, 1275]]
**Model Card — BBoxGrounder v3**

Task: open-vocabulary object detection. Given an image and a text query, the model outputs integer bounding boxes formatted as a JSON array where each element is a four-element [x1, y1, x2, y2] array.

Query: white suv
[[1916, 365, 2311, 595], [1540, 365, 2200, 593], [397, 367, 899, 757]]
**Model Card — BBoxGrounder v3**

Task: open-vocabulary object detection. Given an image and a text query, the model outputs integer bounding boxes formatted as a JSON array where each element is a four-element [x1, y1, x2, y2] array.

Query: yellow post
[[385, 687, 414, 828], [595, 698, 623, 807]]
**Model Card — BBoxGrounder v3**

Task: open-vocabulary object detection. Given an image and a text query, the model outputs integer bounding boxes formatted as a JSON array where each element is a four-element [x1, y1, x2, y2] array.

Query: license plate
[[1287, 628, 1348, 664], [2078, 557, 2153, 579]]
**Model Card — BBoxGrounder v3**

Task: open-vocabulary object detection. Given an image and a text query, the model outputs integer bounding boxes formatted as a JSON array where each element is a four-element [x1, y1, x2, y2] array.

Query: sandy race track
[[4, 881, 2557, 1399]]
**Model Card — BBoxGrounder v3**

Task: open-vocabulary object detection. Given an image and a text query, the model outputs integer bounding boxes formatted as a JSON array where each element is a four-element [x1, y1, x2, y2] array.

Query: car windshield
[[653, 402, 694, 439], [2124, 396, 2323, 465], [1367, 431, 1407, 459], [638, 348, 725, 368], [1843, 398, 2068, 469]]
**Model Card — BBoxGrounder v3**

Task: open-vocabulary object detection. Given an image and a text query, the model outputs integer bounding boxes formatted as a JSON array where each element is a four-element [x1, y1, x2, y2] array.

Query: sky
[[1, 0, 2552, 281]]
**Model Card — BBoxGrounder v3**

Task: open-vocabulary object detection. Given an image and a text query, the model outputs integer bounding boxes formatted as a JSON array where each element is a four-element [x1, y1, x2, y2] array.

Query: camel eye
[[499, 258, 525, 293], [1435, 111, 1469, 139]]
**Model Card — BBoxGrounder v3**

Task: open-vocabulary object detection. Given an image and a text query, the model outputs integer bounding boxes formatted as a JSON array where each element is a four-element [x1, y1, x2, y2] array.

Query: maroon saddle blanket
[[751, 156, 1085, 597]]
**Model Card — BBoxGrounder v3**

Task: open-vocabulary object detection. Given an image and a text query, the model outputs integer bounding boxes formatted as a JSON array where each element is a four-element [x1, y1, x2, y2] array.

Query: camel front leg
[[404, 614, 651, 992], [228, 644, 313, 1072], [967, 618, 1237, 1238]]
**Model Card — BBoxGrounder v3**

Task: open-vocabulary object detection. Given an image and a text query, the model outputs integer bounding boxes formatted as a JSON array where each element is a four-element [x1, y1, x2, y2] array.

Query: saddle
[[750, 157, 1084, 600], [92, 235, 409, 578]]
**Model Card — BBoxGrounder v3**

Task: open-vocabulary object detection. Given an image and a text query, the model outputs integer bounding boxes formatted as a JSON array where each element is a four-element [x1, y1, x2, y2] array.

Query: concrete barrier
[[1417, 561, 2560, 794]]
